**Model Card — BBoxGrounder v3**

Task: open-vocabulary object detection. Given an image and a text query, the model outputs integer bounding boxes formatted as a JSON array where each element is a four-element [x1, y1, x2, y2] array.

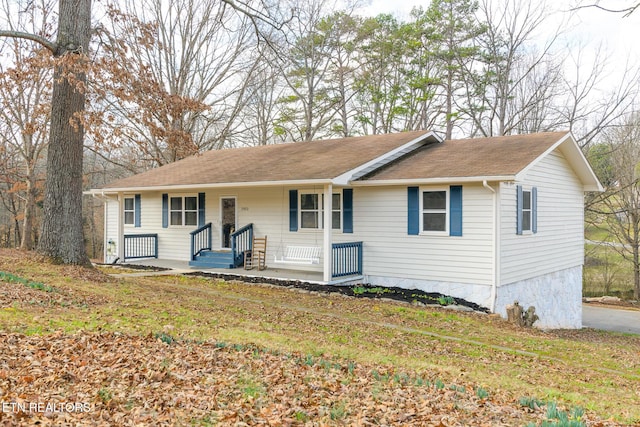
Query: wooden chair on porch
[[244, 236, 267, 270]]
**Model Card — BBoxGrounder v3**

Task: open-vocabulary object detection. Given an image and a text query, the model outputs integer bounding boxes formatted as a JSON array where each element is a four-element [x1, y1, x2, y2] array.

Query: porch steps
[[189, 250, 235, 269]]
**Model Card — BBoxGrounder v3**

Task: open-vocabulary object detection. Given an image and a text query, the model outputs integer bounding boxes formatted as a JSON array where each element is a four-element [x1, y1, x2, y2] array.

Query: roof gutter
[[85, 179, 334, 195], [350, 175, 515, 187]]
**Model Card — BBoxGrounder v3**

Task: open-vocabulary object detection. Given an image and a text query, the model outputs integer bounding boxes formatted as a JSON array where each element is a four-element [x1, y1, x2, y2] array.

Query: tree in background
[[0, 0, 55, 250], [423, 0, 485, 139], [0, 0, 92, 265], [91, 0, 261, 169], [588, 113, 640, 300]]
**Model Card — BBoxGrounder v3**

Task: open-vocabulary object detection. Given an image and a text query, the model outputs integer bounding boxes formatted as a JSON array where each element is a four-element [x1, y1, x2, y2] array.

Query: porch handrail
[[231, 223, 253, 267], [332, 241, 363, 278], [124, 233, 158, 261], [190, 222, 212, 261]]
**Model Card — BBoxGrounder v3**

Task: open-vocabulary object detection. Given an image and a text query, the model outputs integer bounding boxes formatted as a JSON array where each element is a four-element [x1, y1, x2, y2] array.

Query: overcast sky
[[355, 0, 640, 99]]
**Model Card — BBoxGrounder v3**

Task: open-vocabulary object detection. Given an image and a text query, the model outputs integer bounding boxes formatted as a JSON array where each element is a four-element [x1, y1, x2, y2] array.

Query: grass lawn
[[0, 249, 639, 425]]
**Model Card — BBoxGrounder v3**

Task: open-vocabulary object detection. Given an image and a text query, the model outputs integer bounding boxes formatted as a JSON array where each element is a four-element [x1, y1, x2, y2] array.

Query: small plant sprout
[[476, 387, 489, 399]]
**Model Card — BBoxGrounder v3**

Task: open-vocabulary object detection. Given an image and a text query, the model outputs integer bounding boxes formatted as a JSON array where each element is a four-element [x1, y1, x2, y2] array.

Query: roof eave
[[517, 132, 604, 192], [86, 178, 334, 195], [351, 175, 516, 186]]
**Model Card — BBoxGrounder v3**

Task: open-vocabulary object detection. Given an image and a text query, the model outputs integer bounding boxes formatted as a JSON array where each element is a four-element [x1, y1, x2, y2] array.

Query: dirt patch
[[186, 271, 490, 313]]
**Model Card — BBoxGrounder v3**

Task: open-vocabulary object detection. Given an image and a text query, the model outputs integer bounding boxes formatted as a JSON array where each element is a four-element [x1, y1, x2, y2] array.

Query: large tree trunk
[[37, 0, 91, 265]]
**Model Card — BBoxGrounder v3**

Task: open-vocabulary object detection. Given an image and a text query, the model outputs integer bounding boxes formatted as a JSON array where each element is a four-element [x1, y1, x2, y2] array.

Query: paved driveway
[[583, 304, 640, 335]]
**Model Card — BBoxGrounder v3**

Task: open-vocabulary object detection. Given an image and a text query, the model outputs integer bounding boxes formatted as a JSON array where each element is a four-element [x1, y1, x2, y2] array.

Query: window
[[124, 197, 135, 225], [517, 185, 537, 235], [300, 193, 320, 228], [522, 189, 532, 232], [422, 190, 448, 232], [170, 196, 198, 226], [331, 193, 341, 229], [299, 192, 342, 230]]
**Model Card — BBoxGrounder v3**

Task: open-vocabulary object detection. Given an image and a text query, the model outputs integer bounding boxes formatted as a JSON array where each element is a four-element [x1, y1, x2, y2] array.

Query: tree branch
[[0, 30, 57, 53], [571, 3, 640, 17]]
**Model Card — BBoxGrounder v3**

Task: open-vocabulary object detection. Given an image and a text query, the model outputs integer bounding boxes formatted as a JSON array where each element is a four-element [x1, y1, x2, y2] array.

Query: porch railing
[[332, 241, 363, 278], [124, 234, 158, 261], [190, 222, 212, 261], [231, 223, 253, 267]]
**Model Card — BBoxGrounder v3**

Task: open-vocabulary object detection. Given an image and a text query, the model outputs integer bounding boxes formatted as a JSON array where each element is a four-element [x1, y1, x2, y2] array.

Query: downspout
[[483, 180, 498, 312]]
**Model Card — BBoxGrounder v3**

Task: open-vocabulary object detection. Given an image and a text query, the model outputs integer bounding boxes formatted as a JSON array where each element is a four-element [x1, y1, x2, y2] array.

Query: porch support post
[[323, 183, 333, 282], [117, 192, 125, 262]]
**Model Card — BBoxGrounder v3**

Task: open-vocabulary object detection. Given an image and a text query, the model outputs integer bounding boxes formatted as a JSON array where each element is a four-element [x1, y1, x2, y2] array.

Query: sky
[[360, 0, 640, 87]]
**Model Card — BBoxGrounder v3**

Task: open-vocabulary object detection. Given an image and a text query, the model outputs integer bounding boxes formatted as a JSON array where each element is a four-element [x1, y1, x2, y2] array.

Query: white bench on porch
[[273, 246, 321, 265]]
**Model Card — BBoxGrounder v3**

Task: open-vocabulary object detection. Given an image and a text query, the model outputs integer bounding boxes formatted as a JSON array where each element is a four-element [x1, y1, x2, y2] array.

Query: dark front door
[[221, 197, 236, 249]]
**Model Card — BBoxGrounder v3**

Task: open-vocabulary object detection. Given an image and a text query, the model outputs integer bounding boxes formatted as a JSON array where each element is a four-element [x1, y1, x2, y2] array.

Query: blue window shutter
[[343, 188, 353, 233], [449, 186, 462, 236], [198, 192, 206, 227], [407, 187, 419, 235], [532, 187, 538, 234], [289, 190, 298, 232], [516, 185, 523, 235], [162, 193, 168, 228], [134, 194, 141, 227]]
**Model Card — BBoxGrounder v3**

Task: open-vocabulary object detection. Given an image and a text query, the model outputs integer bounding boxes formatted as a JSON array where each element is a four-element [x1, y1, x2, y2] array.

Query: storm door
[[220, 197, 237, 249]]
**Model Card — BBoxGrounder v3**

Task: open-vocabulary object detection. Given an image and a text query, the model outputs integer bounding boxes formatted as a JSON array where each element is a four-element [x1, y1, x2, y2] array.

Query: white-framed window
[[299, 192, 342, 230], [421, 188, 448, 234], [123, 197, 135, 226], [170, 195, 198, 226], [521, 189, 532, 232]]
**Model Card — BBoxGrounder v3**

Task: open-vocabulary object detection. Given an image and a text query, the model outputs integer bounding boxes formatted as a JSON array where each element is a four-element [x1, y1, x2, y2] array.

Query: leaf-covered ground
[[0, 331, 563, 426], [0, 249, 638, 425]]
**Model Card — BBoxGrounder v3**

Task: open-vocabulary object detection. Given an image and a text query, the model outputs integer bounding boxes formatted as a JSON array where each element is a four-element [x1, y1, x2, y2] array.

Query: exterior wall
[[500, 150, 585, 284], [115, 186, 346, 268], [112, 183, 496, 284], [495, 267, 582, 329], [498, 149, 585, 328], [353, 184, 495, 287]]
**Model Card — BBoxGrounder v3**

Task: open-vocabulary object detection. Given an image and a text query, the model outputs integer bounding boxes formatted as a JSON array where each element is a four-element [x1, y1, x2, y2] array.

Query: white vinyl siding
[[500, 151, 584, 284], [353, 185, 494, 285]]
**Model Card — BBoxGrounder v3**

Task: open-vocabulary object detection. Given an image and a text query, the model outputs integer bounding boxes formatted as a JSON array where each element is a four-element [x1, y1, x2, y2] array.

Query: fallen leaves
[[0, 331, 614, 426]]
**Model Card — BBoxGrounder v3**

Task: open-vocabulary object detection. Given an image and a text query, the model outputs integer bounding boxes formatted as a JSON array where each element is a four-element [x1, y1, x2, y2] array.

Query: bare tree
[[461, 0, 564, 137], [588, 113, 640, 300], [0, 0, 92, 265], [0, 0, 55, 250], [558, 44, 640, 148], [90, 0, 263, 169]]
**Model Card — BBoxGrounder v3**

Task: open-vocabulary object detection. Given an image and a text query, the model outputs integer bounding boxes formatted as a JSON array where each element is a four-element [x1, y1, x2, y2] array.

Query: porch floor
[[121, 258, 361, 285]]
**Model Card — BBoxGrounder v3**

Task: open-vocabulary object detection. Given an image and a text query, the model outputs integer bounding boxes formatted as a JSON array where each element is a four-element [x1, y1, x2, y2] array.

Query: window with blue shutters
[[123, 197, 135, 226], [289, 189, 352, 232], [124, 194, 141, 227], [408, 186, 462, 236], [517, 185, 537, 235]]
